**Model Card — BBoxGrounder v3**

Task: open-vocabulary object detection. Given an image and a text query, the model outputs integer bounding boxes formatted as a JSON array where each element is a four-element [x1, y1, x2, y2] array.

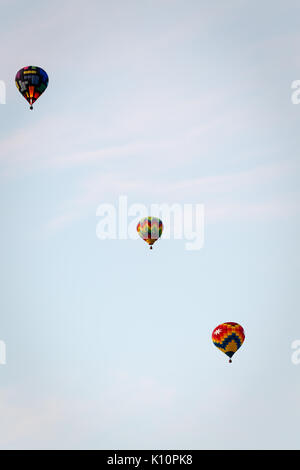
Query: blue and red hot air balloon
[[15, 66, 48, 109]]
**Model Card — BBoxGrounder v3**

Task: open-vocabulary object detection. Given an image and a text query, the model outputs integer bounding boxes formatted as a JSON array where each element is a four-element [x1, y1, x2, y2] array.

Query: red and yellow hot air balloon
[[137, 217, 163, 250], [212, 322, 245, 363]]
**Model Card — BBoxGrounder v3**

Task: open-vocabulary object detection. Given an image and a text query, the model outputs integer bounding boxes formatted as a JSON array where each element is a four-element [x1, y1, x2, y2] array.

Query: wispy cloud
[[0, 372, 176, 449], [44, 158, 300, 233]]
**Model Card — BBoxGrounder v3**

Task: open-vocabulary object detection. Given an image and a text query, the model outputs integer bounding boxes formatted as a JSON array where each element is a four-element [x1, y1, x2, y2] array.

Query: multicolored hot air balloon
[[212, 322, 245, 363], [15, 66, 49, 109], [137, 217, 163, 250]]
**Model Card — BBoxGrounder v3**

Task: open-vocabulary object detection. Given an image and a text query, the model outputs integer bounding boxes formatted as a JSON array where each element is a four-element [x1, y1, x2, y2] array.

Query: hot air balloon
[[137, 217, 163, 250], [212, 322, 245, 363], [15, 66, 48, 109]]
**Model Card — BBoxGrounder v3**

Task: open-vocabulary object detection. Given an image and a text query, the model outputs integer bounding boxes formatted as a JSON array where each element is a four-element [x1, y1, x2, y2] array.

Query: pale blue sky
[[0, 0, 300, 449]]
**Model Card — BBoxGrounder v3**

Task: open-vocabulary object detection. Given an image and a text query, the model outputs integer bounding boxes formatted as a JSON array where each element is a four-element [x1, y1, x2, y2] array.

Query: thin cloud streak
[[45, 159, 300, 233]]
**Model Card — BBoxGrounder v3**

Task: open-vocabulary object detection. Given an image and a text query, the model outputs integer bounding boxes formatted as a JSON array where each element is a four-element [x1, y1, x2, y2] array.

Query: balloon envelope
[[15, 66, 48, 109], [212, 322, 245, 362], [137, 217, 163, 249]]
